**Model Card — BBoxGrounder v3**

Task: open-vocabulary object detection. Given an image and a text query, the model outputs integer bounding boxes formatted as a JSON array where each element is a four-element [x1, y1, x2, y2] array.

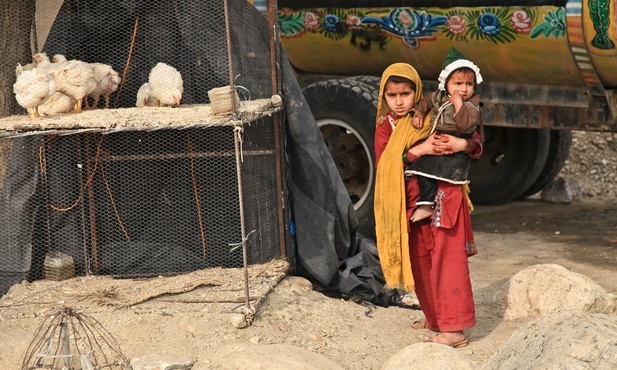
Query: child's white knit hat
[[438, 47, 483, 91]]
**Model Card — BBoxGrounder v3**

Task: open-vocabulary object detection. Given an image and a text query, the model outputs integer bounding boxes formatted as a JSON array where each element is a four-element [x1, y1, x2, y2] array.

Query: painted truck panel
[[277, 1, 617, 89]]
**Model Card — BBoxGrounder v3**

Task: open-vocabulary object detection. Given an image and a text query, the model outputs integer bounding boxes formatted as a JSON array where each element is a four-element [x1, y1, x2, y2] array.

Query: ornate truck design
[[276, 0, 617, 234]]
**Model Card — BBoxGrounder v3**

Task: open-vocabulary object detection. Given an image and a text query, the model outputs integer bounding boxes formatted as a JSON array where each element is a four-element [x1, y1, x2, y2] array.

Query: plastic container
[[43, 251, 75, 281], [208, 86, 239, 115]]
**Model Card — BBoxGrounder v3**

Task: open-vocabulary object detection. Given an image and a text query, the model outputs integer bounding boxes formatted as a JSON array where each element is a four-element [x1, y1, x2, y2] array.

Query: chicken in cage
[[1, 0, 286, 308]]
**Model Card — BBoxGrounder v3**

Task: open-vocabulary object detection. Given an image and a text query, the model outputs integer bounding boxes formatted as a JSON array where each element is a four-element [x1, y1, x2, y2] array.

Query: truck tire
[[468, 127, 550, 205], [515, 130, 573, 199], [302, 79, 378, 239], [344, 76, 556, 206], [345, 75, 381, 92]]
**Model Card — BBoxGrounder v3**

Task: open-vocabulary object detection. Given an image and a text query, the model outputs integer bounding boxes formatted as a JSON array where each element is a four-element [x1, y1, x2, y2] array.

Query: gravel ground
[[559, 130, 617, 200]]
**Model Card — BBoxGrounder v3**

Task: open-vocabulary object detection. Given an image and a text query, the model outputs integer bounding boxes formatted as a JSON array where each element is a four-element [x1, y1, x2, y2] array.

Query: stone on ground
[[483, 311, 617, 370], [494, 264, 614, 320], [382, 343, 478, 370]]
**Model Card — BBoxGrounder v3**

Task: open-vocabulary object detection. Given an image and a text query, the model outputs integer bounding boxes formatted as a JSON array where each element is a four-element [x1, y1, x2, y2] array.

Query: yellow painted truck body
[[280, 4, 613, 86], [257, 1, 617, 231], [277, 0, 617, 130]]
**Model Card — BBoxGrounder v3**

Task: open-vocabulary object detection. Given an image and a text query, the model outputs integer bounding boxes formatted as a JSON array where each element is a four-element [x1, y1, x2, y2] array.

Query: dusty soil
[[1, 131, 617, 369]]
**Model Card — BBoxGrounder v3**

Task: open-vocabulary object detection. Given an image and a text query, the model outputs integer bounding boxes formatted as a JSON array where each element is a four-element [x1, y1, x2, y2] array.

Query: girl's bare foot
[[427, 331, 468, 348], [410, 205, 434, 222], [411, 319, 429, 329], [411, 319, 439, 331]]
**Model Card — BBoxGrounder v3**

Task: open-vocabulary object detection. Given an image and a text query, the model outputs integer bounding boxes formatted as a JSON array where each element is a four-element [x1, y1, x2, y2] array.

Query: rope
[[187, 133, 208, 259], [228, 229, 256, 253], [114, 17, 139, 108], [41, 135, 130, 241], [45, 137, 104, 213], [100, 161, 130, 241], [234, 124, 244, 162]]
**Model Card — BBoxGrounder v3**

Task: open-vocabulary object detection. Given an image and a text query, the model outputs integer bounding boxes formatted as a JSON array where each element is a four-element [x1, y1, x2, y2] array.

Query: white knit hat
[[437, 47, 483, 91]]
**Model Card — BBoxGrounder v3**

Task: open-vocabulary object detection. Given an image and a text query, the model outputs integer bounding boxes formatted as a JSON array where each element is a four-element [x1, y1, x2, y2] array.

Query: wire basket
[[20, 307, 130, 370]]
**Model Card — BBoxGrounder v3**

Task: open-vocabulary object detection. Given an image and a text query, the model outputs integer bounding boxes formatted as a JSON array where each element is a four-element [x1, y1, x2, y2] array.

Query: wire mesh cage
[[0, 0, 287, 300], [19, 307, 130, 370]]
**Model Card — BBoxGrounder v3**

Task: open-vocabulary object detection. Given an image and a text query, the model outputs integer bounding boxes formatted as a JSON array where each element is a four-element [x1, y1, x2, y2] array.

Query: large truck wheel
[[515, 130, 573, 199], [303, 79, 378, 240], [469, 127, 550, 205], [345, 75, 381, 91]]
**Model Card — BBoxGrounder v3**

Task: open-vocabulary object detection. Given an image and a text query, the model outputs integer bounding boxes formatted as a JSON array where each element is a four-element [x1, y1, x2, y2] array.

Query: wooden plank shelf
[[0, 96, 282, 138]]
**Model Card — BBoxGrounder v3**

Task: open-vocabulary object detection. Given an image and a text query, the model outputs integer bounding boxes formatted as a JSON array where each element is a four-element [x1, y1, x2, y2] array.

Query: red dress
[[374, 112, 481, 332]]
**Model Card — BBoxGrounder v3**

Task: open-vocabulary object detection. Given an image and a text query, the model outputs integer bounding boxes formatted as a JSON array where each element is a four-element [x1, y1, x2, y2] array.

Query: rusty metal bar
[[233, 125, 250, 310], [267, 0, 287, 258], [223, 0, 237, 114], [98, 149, 275, 162], [84, 135, 100, 274]]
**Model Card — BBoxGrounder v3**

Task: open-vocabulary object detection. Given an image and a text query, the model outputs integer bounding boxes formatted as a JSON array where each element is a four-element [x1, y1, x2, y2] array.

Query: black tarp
[[0, 0, 388, 305]]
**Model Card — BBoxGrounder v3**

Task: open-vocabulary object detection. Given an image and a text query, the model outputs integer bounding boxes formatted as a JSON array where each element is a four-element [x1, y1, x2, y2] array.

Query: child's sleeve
[[412, 94, 432, 120], [465, 131, 483, 159], [452, 95, 480, 133], [374, 117, 392, 167]]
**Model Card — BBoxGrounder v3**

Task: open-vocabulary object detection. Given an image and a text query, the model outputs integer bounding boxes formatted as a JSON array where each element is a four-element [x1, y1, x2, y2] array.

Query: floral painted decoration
[[529, 8, 566, 38], [511, 10, 533, 34], [588, 0, 614, 49], [279, 6, 567, 46], [362, 9, 447, 47], [443, 8, 526, 44]]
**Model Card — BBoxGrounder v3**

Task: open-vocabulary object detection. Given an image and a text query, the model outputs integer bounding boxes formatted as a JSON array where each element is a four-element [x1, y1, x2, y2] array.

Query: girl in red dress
[[373, 63, 482, 348]]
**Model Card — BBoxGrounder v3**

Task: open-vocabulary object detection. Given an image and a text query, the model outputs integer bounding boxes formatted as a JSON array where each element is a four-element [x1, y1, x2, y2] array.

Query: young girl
[[373, 62, 482, 348], [409, 47, 483, 222]]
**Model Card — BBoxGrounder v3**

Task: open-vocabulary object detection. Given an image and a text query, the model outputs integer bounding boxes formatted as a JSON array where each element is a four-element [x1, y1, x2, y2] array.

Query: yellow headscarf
[[374, 63, 431, 291]]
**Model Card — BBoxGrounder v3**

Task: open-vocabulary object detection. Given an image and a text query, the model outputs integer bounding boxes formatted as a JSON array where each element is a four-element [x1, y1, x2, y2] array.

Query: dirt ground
[[1, 195, 616, 369], [0, 128, 616, 369]]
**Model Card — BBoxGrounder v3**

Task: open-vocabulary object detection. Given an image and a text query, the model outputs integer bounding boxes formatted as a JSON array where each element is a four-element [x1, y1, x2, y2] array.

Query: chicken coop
[[0, 0, 288, 298]]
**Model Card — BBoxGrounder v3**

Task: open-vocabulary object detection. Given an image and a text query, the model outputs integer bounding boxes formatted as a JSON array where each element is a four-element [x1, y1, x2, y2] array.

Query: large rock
[[199, 343, 344, 370], [494, 264, 614, 320], [131, 353, 194, 370], [382, 343, 478, 370], [541, 177, 581, 204], [483, 311, 617, 370]]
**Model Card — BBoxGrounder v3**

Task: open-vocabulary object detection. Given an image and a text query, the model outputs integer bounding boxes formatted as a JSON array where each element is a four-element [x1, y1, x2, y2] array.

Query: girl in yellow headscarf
[[373, 63, 430, 292], [373, 62, 483, 348]]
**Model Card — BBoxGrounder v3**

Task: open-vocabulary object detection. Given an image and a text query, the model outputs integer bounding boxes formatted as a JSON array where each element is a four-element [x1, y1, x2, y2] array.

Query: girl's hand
[[407, 133, 470, 158], [412, 116, 423, 129], [432, 133, 469, 155]]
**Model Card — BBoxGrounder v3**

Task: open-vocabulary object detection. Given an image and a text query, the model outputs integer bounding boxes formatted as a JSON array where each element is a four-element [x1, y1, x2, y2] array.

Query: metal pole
[[233, 125, 250, 310], [267, 0, 287, 258], [223, 0, 237, 114]]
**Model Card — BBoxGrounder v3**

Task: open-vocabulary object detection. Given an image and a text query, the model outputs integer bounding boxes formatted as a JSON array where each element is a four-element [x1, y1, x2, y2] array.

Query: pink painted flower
[[398, 10, 413, 28], [511, 10, 532, 34], [446, 15, 467, 35], [304, 12, 320, 31], [345, 14, 362, 30]]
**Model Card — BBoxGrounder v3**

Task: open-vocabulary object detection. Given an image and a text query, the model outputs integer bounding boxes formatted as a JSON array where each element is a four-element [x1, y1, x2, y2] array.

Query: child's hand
[[449, 91, 463, 106], [412, 116, 423, 129]]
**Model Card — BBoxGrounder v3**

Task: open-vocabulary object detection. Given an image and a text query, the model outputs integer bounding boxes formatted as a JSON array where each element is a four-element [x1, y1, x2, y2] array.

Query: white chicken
[[13, 68, 56, 119], [33, 52, 52, 68], [52, 58, 97, 113], [52, 54, 68, 64], [38, 92, 76, 117], [148, 62, 183, 107], [88, 63, 121, 109], [15, 61, 36, 77], [135, 82, 157, 107], [33, 52, 63, 75]]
